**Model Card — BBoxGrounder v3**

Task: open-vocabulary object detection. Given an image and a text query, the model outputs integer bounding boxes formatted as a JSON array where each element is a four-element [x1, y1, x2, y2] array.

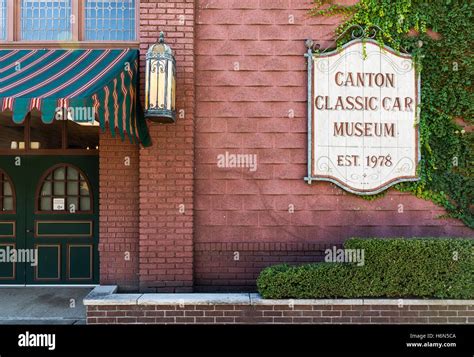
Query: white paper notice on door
[[53, 198, 65, 211]]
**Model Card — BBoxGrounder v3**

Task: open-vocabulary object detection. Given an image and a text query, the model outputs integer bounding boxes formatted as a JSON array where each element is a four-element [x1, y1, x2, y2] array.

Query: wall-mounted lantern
[[144, 32, 176, 123]]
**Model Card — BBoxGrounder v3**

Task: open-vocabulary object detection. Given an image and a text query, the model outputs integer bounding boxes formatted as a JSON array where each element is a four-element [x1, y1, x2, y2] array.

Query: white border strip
[[83, 286, 474, 307]]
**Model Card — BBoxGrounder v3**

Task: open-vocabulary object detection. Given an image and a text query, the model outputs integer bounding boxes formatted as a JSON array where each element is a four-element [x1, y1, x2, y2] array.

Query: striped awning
[[0, 49, 150, 146]]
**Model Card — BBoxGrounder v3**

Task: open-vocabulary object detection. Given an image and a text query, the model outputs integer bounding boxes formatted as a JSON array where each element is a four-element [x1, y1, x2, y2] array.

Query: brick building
[[0, 0, 471, 293]]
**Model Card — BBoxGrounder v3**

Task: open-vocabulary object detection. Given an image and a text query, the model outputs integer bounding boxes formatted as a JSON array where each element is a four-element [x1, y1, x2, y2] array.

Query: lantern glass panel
[[145, 36, 177, 122], [158, 61, 166, 110], [172, 74, 176, 110], [148, 60, 158, 109]]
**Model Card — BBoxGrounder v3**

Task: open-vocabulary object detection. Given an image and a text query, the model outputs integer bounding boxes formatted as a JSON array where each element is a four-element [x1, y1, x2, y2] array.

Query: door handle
[[26, 229, 33, 233]]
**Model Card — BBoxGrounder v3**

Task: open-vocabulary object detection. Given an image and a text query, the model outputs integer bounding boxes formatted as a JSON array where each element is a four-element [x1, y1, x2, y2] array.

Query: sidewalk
[[0, 287, 92, 325]]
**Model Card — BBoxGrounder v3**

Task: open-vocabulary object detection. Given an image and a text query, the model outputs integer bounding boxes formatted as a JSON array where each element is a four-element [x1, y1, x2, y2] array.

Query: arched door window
[[37, 165, 92, 213], [0, 170, 15, 213]]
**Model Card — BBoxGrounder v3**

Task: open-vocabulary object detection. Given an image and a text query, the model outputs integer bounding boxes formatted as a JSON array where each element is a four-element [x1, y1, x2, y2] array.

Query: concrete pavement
[[0, 287, 92, 324]]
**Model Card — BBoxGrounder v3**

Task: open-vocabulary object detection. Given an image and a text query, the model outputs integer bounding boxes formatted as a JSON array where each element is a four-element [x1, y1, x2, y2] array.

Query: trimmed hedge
[[257, 238, 474, 299]]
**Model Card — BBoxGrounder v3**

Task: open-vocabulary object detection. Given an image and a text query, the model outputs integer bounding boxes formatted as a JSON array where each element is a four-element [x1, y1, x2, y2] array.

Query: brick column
[[138, 0, 195, 292], [99, 132, 140, 291]]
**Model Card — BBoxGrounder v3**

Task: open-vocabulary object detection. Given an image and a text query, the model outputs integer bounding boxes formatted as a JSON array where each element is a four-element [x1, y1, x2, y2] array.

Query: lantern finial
[[159, 31, 165, 44]]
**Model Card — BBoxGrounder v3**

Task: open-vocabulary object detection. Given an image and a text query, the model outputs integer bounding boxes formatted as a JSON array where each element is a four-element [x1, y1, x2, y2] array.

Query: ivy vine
[[311, 0, 473, 228]]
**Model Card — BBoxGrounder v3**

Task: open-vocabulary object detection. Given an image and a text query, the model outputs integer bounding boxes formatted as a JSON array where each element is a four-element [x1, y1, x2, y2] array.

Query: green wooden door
[[0, 155, 99, 284], [0, 156, 26, 284]]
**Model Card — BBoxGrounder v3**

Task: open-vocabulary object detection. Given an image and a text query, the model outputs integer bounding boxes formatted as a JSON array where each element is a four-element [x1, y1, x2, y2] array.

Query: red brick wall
[[87, 302, 474, 324], [194, 242, 337, 292], [193, 0, 472, 290], [137, 0, 195, 292], [99, 131, 140, 291]]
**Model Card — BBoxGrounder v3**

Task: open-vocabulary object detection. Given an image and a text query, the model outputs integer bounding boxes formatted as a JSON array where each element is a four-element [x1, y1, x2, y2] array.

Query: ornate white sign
[[306, 39, 420, 194]]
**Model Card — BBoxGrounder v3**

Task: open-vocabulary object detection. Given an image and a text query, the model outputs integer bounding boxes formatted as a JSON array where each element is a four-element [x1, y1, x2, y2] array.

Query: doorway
[[0, 115, 99, 284]]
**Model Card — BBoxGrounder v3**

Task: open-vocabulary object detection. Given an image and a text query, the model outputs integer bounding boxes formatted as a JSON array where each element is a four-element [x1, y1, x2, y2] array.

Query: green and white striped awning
[[0, 48, 150, 146]]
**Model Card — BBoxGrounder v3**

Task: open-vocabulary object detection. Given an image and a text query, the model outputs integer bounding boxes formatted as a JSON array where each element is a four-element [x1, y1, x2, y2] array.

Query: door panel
[[0, 156, 26, 284], [68, 244, 93, 280], [35, 245, 61, 281], [0, 155, 98, 284]]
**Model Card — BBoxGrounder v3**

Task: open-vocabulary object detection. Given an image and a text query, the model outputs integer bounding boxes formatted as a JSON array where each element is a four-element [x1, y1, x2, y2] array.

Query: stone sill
[[83, 286, 474, 306]]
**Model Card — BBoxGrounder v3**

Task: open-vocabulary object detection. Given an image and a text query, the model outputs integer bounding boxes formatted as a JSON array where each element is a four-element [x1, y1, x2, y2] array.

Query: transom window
[[0, 115, 99, 152], [85, 1, 136, 41], [21, 0, 73, 41], [38, 165, 92, 212], [1, 0, 137, 42], [0, 170, 15, 213], [0, 0, 6, 41]]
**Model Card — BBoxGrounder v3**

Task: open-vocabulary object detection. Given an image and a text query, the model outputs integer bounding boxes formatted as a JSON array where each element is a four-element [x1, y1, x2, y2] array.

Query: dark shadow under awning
[[0, 49, 150, 147]]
